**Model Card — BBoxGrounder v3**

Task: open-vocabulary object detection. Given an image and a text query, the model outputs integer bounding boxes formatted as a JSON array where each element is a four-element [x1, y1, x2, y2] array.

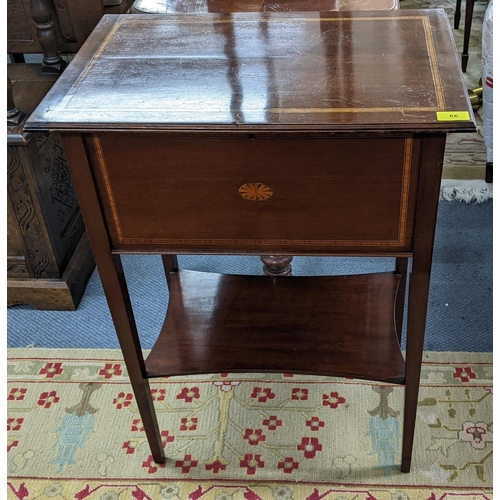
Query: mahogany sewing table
[[26, 10, 475, 472]]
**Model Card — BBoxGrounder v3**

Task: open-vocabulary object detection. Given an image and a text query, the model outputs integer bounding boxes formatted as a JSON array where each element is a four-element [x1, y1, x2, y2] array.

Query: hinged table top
[[26, 10, 475, 133]]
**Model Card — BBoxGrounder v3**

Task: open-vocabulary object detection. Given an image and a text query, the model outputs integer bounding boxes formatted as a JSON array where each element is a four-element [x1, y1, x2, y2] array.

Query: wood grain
[[89, 133, 419, 253], [25, 11, 475, 133], [146, 270, 405, 384]]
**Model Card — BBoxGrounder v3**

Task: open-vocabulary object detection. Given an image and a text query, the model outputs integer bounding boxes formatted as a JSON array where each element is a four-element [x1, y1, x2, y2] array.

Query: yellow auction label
[[436, 111, 471, 121]]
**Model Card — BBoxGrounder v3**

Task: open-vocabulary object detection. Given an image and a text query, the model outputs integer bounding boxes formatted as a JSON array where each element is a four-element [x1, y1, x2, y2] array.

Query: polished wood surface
[[27, 11, 475, 133], [131, 0, 399, 13], [146, 270, 405, 383], [28, 10, 471, 471], [87, 133, 420, 253]]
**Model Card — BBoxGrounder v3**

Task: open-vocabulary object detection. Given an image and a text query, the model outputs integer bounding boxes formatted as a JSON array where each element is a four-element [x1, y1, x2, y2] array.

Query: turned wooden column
[[31, 0, 67, 74], [7, 76, 25, 126], [261, 255, 292, 276]]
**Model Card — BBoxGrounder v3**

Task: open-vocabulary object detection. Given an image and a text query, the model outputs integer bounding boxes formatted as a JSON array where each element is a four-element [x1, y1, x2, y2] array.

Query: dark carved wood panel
[[7, 63, 95, 309], [7, 0, 33, 42], [7, 202, 25, 257], [7, 232, 95, 310], [7, 199, 30, 278], [7, 146, 60, 278], [7, 257, 30, 277], [32, 131, 50, 152], [7, 0, 135, 55], [30, 132, 84, 270]]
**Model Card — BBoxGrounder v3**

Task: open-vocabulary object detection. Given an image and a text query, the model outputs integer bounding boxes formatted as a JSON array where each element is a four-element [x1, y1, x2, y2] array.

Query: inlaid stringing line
[[398, 137, 413, 244], [422, 16, 446, 109], [271, 107, 440, 114], [119, 238, 403, 246], [92, 135, 124, 242], [270, 18, 444, 114]]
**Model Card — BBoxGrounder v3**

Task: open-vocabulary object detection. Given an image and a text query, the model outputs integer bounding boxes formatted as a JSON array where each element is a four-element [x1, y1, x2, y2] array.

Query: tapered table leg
[[401, 134, 446, 472], [110, 255, 165, 463], [454, 0, 462, 29], [461, 0, 474, 72], [61, 134, 165, 463]]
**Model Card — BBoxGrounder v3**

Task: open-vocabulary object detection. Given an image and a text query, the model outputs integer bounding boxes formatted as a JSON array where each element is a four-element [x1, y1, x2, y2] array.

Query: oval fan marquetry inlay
[[238, 182, 273, 201]]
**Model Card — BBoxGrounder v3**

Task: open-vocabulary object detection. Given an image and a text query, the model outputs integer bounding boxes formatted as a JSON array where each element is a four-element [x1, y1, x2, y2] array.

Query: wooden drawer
[[89, 133, 420, 253]]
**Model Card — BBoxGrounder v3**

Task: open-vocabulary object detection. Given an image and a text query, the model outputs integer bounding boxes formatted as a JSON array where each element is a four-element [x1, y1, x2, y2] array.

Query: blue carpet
[[7, 200, 492, 351]]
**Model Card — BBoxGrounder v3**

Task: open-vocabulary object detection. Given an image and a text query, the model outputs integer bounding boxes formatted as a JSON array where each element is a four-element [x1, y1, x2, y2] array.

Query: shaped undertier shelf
[[145, 270, 405, 384]]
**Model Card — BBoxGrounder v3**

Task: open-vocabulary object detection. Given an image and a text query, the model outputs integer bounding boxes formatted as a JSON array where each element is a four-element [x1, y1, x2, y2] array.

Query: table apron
[[84, 132, 422, 253]]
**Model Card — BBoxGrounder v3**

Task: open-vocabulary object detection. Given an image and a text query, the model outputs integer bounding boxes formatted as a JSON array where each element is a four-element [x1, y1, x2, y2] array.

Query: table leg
[[61, 134, 165, 464], [401, 263, 431, 472], [461, 0, 475, 72], [162, 254, 179, 285], [9, 54, 25, 63], [454, 0, 462, 29], [394, 257, 408, 345], [111, 254, 165, 463], [485, 162, 493, 183], [401, 134, 446, 473], [261, 255, 293, 276]]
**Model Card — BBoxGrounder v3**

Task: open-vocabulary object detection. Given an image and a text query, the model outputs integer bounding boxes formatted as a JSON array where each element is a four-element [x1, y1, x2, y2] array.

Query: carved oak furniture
[[7, 0, 134, 73], [26, 11, 475, 472], [7, 64, 95, 310]]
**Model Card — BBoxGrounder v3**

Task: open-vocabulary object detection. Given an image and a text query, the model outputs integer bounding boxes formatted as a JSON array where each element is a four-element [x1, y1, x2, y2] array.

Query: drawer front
[[90, 134, 418, 253]]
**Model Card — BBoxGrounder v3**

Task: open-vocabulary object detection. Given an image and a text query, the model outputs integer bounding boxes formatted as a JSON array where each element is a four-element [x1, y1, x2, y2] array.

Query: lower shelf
[[145, 270, 405, 384]]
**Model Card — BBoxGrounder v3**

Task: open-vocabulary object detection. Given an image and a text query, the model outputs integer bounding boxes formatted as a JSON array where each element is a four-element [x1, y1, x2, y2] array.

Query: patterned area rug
[[7, 349, 492, 499]]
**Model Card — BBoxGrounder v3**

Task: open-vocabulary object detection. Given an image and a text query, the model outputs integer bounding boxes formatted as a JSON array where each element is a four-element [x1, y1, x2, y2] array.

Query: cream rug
[[7, 349, 492, 499]]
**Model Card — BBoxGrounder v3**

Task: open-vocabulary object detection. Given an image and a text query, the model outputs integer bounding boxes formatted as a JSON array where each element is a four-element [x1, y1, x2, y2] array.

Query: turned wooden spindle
[[261, 255, 292, 276], [7, 76, 25, 126], [31, 0, 67, 74]]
